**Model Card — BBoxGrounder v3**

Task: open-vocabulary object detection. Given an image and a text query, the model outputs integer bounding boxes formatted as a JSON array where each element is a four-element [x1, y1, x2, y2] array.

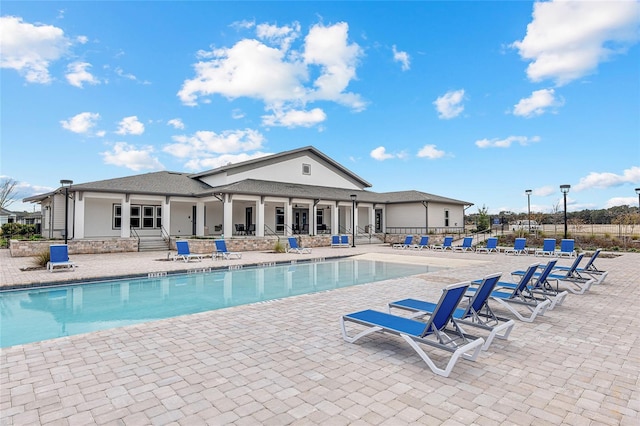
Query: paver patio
[[1, 245, 639, 425]]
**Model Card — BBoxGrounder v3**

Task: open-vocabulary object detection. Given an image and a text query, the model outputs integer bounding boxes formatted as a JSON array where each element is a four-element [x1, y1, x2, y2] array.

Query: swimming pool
[[1, 258, 438, 347]]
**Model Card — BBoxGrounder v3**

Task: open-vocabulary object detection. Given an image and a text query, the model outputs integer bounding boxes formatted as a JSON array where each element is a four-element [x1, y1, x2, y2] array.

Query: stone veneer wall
[[9, 236, 339, 257], [9, 238, 139, 257]]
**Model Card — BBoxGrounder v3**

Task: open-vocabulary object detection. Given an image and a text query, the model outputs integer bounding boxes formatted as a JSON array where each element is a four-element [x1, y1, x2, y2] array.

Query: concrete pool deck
[[1, 245, 639, 424]]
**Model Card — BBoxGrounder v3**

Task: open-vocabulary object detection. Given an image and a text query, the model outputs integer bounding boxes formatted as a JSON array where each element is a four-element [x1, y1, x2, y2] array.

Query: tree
[[476, 205, 490, 232], [0, 178, 18, 209]]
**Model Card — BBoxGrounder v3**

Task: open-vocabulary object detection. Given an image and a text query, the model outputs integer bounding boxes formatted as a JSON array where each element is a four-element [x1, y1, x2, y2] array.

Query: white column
[[331, 202, 338, 235], [285, 199, 292, 236], [74, 193, 85, 239], [196, 202, 205, 236], [163, 197, 171, 236], [121, 195, 131, 238], [223, 194, 233, 238], [257, 199, 265, 237], [368, 205, 375, 234]]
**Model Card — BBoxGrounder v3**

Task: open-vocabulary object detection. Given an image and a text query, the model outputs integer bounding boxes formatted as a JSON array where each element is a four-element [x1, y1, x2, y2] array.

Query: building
[[24, 146, 472, 245]]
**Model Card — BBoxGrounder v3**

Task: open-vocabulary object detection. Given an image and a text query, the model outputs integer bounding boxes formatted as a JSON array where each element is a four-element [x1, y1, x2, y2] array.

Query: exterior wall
[[84, 198, 120, 237], [170, 202, 194, 236], [385, 203, 427, 228], [9, 238, 138, 257], [200, 154, 363, 190]]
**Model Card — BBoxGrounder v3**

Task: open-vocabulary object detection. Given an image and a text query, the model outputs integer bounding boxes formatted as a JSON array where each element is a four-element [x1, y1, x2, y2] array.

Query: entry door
[[375, 209, 383, 232]]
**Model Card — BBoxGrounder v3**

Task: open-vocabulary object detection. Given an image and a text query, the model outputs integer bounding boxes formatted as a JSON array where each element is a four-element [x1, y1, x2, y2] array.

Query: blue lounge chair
[[481, 263, 551, 322], [453, 237, 474, 252], [476, 237, 498, 254], [341, 282, 485, 377], [534, 238, 556, 257], [504, 238, 527, 255], [552, 249, 608, 284], [213, 239, 242, 260], [393, 235, 413, 249], [331, 235, 349, 247], [389, 273, 515, 351], [47, 244, 76, 272], [498, 260, 568, 310], [174, 240, 206, 262], [540, 254, 594, 295], [286, 237, 312, 254], [410, 236, 430, 250], [555, 239, 576, 258], [431, 236, 453, 251]]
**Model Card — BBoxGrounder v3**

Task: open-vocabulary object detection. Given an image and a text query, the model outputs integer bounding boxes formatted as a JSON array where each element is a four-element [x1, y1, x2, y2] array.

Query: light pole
[[60, 179, 73, 244], [525, 189, 532, 233], [560, 184, 570, 239], [350, 194, 357, 247], [636, 187, 640, 211]]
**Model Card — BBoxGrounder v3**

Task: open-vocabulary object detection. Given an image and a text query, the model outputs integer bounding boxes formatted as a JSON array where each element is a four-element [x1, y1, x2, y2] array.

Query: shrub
[[33, 250, 50, 268], [273, 239, 286, 253]]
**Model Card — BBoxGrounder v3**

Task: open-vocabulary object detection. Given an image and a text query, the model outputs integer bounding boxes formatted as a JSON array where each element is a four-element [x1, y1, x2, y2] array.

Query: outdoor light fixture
[[560, 184, 570, 239], [636, 187, 640, 210], [350, 194, 357, 247], [525, 189, 532, 233], [60, 179, 73, 244]]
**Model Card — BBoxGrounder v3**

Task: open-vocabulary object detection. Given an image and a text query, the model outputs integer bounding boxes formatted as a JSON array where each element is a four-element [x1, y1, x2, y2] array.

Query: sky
[[2, 0, 640, 216]]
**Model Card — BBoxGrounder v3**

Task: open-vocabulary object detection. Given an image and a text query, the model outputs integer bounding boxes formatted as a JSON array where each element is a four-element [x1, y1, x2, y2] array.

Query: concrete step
[[138, 238, 170, 252]]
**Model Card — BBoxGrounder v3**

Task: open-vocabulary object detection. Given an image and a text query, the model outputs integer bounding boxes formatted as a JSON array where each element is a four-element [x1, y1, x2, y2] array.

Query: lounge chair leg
[[547, 291, 569, 309], [400, 334, 485, 378], [481, 319, 516, 351], [340, 318, 383, 343], [492, 299, 551, 323]]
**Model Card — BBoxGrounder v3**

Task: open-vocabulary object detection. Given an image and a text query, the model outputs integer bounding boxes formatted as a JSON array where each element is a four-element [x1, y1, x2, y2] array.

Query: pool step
[[138, 237, 170, 252]]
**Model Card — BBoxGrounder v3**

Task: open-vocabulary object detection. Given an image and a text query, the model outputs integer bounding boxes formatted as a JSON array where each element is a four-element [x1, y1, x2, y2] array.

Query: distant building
[[24, 146, 472, 241]]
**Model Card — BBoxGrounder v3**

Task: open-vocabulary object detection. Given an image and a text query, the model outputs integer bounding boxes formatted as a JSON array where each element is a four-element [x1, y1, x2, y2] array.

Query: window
[[302, 163, 311, 175], [444, 210, 450, 227], [130, 206, 141, 228], [113, 204, 161, 229], [316, 209, 324, 225], [113, 205, 122, 229], [276, 207, 284, 232], [155, 206, 162, 228], [142, 206, 155, 228]]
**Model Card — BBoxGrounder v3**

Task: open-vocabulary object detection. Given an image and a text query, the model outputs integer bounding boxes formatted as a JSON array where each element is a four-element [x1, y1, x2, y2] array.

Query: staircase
[[355, 234, 384, 245], [138, 237, 170, 252]]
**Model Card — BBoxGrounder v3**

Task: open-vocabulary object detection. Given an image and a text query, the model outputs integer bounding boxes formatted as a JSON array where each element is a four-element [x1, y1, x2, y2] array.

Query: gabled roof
[[189, 145, 372, 188]]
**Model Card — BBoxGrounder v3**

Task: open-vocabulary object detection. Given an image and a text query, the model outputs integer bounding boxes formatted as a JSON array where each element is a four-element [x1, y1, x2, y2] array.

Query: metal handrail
[[130, 226, 140, 251], [160, 225, 170, 242]]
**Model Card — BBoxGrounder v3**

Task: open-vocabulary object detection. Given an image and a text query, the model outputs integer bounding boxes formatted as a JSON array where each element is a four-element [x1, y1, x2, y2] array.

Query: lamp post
[[350, 194, 357, 247], [525, 189, 532, 233], [60, 179, 73, 244], [560, 184, 570, 239], [636, 187, 640, 211]]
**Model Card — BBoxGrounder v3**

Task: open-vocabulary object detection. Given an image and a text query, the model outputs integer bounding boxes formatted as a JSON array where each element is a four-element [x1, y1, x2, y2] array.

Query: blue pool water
[[1, 258, 437, 347]]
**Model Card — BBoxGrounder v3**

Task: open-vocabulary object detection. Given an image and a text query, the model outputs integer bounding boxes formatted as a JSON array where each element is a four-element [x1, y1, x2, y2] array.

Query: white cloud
[[116, 116, 145, 135], [370, 146, 395, 161], [573, 166, 640, 191], [101, 142, 164, 171], [533, 186, 556, 197], [167, 118, 185, 129], [513, 88, 564, 117], [60, 112, 101, 134], [417, 144, 446, 159], [185, 152, 271, 171], [512, 0, 640, 85], [231, 109, 245, 119], [262, 107, 326, 128], [256, 22, 300, 50], [475, 135, 540, 148], [392, 45, 410, 71], [433, 89, 465, 119], [178, 21, 365, 121], [605, 196, 639, 208], [163, 128, 265, 165], [65, 61, 100, 88], [115, 67, 137, 81], [0, 16, 71, 84]]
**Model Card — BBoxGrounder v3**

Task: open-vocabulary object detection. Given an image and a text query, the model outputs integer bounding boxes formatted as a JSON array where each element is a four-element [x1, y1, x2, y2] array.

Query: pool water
[[1, 258, 437, 347]]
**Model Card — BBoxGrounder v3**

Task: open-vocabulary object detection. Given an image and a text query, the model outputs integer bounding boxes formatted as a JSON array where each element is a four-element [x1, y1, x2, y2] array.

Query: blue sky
[[2, 0, 639, 215]]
